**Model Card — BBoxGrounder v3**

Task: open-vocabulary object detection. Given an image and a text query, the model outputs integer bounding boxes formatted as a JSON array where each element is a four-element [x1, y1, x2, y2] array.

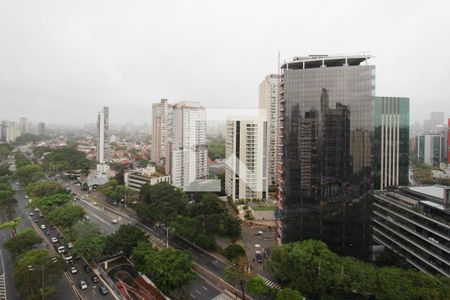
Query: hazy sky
[[1, 0, 449, 126]]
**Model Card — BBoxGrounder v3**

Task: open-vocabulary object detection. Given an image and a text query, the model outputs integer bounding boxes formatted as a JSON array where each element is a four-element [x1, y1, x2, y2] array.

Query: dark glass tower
[[278, 55, 375, 259]]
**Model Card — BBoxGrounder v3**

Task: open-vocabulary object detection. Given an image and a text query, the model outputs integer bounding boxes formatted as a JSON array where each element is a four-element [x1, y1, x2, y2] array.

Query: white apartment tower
[[97, 106, 110, 174], [225, 115, 268, 201], [171, 102, 208, 188], [151, 99, 174, 166], [259, 74, 280, 186]]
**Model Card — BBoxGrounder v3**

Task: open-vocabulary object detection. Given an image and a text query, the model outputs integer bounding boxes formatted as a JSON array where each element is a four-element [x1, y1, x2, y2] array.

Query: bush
[[224, 244, 245, 261]]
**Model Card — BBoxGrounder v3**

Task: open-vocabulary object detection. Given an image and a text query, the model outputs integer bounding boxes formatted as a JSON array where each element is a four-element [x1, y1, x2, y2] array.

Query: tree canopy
[[73, 232, 106, 262], [267, 240, 450, 300], [224, 244, 246, 262], [0, 179, 16, 219], [43, 147, 92, 172], [246, 276, 269, 300], [26, 180, 68, 198], [47, 204, 84, 229], [31, 193, 72, 212], [103, 223, 147, 257], [13, 249, 63, 300], [131, 241, 196, 295], [4, 228, 42, 256], [14, 164, 43, 185]]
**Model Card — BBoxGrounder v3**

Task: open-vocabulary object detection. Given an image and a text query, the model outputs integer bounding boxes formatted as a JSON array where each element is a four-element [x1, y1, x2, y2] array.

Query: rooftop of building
[[282, 53, 373, 70]]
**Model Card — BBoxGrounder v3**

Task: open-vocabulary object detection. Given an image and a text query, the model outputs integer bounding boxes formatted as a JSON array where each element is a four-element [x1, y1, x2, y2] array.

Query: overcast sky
[[1, 0, 449, 126]]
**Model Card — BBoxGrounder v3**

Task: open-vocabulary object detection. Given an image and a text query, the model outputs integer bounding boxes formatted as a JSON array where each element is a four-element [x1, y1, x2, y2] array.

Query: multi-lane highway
[[0, 186, 78, 300]]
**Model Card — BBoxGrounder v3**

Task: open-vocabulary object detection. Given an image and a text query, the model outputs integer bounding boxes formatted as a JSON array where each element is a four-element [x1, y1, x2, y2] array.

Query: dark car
[[33, 218, 40, 223], [99, 285, 108, 295], [91, 275, 99, 283], [84, 265, 92, 273], [50, 224, 55, 230]]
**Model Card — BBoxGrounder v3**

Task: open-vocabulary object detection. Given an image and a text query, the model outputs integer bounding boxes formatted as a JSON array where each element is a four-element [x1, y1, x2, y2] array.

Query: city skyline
[[1, 1, 450, 125]]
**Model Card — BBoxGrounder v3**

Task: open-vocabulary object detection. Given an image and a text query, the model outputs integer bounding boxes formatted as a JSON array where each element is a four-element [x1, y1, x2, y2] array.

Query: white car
[[25, 195, 29, 199], [40, 224, 46, 230], [79, 280, 87, 290], [111, 219, 118, 224], [28, 212, 34, 216], [51, 237, 58, 243], [70, 266, 77, 274], [92, 202, 98, 206]]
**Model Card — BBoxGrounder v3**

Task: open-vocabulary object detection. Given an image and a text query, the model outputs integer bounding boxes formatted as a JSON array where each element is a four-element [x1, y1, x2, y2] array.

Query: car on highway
[[28, 211, 34, 216], [67, 242, 73, 249], [70, 266, 77, 274], [111, 219, 118, 224], [25, 195, 29, 199], [91, 275, 99, 283], [84, 265, 92, 273], [93, 201, 98, 206], [51, 237, 58, 243], [99, 285, 108, 295], [40, 224, 46, 230], [57, 245, 65, 254], [33, 218, 40, 223], [34, 207, 39, 212], [79, 280, 88, 290]]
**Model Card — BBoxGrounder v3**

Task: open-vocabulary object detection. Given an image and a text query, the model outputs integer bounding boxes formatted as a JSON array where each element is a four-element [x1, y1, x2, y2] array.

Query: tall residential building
[[225, 115, 268, 201], [37, 122, 46, 136], [374, 97, 410, 190], [19, 117, 27, 136], [170, 102, 207, 188], [0, 121, 7, 142], [372, 186, 450, 276], [259, 74, 280, 186], [278, 54, 375, 259], [417, 134, 444, 166], [151, 99, 174, 166], [97, 106, 110, 174], [448, 118, 450, 165]]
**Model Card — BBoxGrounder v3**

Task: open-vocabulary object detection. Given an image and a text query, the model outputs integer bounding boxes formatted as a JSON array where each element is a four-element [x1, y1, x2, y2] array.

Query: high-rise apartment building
[[37, 122, 46, 136], [97, 106, 110, 174], [151, 99, 174, 166], [259, 74, 280, 186], [170, 102, 207, 188], [19, 117, 27, 135], [0, 121, 7, 142], [225, 115, 268, 201], [448, 118, 450, 165], [278, 54, 375, 259], [417, 134, 444, 166], [374, 97, 410, 190]]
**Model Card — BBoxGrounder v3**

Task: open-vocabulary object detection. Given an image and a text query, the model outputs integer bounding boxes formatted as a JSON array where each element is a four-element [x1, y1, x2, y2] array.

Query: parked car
[[79, 280, 88, 290], [99, 285, 108, 295], [111, 219, 118, 224]]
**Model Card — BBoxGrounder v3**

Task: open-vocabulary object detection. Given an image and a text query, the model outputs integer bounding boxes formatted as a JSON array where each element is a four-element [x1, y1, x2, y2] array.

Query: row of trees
[[136, 182, 241, 250], [43, 147, 94, 174], [266, 240, 450, 300]]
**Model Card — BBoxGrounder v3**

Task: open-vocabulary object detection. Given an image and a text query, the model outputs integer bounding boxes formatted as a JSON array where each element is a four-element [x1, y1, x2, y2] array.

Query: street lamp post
[[28, 256, 59, 299]]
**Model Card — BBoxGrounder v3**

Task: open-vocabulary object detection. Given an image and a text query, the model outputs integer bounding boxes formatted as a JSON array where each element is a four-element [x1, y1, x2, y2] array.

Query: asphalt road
[[0, 185, 77, 300], [68, 183, 223, 300]]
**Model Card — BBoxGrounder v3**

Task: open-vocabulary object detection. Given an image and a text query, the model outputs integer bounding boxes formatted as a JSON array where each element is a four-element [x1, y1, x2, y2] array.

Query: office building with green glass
[[374, 97, 410, 190]]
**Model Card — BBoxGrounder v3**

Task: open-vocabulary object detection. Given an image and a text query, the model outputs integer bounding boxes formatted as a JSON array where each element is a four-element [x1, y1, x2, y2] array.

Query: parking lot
[[29, 208, 115, 300]]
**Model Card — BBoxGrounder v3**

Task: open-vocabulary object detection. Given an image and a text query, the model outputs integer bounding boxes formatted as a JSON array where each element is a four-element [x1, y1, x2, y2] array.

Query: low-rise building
[[124, 165, 170, 192], [373, 185, 450, 277]]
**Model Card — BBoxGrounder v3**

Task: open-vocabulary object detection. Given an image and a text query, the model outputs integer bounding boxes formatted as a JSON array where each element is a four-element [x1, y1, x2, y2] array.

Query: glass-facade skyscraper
[[374, 97, 409, 190], [278, 55, 375, 259]]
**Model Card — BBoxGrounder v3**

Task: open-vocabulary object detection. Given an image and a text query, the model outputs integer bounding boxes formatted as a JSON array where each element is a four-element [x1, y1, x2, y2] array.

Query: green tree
[[4, 228, 42, 256], [103, 224, 147, 256], [15, 151, 32, 168], [137, 182, 188, 224], [224, 244, 246, 261], [247, 276, 269, 300], [0, 144, 12, 161], [131, 242, 196, 294], [276, 288, 303, 300], [26, 181, 68, 198], [44, 147, 92, 172], [0, 217, 21, 237], [31, 193, 72, 212], [69, 220, 100, 241], [208, 137, 225, 160], [0, 180, 17, 219], [73, 233, 106, 262], [0, 165, 12, 176], [14, 164, 43, 186], [13, 249, 63, 300], [47, 204, 84, 229]]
